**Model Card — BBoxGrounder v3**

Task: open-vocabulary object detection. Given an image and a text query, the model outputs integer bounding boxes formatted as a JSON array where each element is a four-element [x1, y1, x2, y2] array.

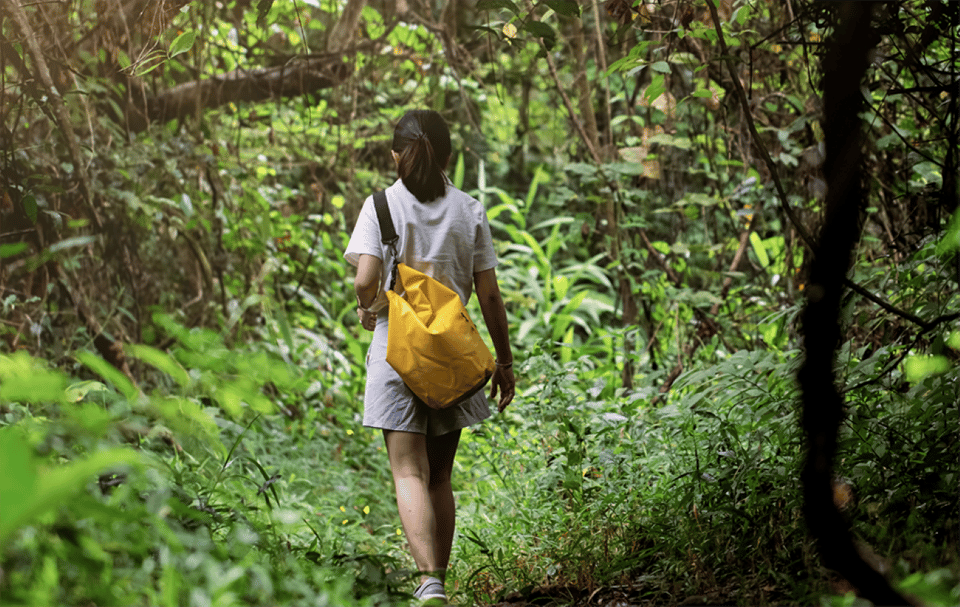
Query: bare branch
[[125, 56, 350, 131]]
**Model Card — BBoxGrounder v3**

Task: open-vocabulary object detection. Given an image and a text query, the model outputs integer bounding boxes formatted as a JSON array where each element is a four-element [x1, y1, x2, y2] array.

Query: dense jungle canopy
[[1, 1, 958, 605]]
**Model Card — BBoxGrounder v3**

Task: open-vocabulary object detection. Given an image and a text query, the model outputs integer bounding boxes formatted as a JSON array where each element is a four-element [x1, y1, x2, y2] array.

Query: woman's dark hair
[[391, 110, 451, 203]]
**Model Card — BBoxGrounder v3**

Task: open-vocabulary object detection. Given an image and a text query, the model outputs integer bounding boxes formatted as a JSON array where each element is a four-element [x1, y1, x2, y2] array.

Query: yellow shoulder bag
[[373, 191, 495, 409]]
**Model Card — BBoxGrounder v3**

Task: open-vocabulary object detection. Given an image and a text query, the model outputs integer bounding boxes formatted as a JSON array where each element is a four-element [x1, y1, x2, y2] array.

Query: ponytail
[[392, 110, 451, 203]]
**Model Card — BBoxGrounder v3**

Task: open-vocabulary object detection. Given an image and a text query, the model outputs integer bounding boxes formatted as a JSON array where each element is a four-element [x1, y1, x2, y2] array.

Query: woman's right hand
[[489, 364, 515, 413], [357, 306, 377, 331]]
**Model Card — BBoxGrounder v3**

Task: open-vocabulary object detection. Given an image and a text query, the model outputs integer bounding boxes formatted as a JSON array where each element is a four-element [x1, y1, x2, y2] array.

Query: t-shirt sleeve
[[344, 196, 382, 267], [473, 205, 498, 273]]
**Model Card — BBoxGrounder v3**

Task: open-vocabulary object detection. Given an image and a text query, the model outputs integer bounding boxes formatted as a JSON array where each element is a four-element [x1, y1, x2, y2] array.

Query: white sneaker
[[413, 576, 447, 605]]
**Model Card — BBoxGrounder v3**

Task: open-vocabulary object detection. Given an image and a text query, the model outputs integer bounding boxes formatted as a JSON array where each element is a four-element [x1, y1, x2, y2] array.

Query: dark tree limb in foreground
[[797, 4, 910, 606]]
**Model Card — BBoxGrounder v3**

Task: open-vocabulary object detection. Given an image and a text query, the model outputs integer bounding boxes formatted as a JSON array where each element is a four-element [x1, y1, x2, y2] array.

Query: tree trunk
[[796, 3, 910, 605], [326, 0, 369, 52], [570, 15, 600, 156]]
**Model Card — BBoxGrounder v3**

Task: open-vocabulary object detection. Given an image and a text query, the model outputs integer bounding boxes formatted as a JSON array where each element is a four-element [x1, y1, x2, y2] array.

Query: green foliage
[[2, 0, 958, 605], [456, 348, 805, 602], [0, 326, 413, 606]]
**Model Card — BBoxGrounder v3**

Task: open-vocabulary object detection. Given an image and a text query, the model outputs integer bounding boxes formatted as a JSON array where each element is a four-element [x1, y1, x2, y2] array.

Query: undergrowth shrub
[[0, 316, 419, 607], [456, 336, 959, 606]]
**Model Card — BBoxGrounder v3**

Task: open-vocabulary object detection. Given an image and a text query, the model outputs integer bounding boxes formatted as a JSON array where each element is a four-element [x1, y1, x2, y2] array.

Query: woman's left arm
[[355, 254, 382, 331]]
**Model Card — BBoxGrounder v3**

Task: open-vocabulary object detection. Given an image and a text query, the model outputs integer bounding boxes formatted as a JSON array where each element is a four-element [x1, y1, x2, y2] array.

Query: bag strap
[[372, 190, 399, 291]]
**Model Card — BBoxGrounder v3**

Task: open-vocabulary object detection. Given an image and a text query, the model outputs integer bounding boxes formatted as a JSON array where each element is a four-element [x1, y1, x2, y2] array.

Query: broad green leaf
[[560, 290, 588, 315], [904, 355, 950, 383], [545, 0, 581, 16], [76, 351, 138, 401], [529, 217, 575, 232], [274, 307, 295, 362], [523, 22, 557, 48], [126, 344, 190, 387], [169, 31, 196, 58], [525, 165, 548, 209], [561, 325, 575, 364], [22, 195, 37, 224], [911, 161, 942, 188], [519, 230, 549, 275], [0, 243, 27, 258], [565, 162, 596, 176], [936, 207, 959, 255], [650, 240, 670, 255], [0, 430, 140, 546], [750, 232, 769, 267], [453, 153, 465, 190], [0, 429, 37, 547], [553, 275, 570, 301], [0, 351, 67, 403], [651, 60, 671, 73], [643, 74, 665, 105], [947, 331, 960, 350], [65, 380, 109, 403], [153, 396, 222, 447], [544, 221, 566, 261]]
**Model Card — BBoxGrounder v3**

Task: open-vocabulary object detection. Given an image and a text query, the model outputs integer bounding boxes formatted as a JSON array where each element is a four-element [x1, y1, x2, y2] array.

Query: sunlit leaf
[[651, 60, 671, 73], [904, 355, 951, 383], [126, 344, 190, 388], [750, 232, 770, 267], [169, 31, 196, 58], [936, 207, 960, 255], [0, 243, 27, 258], [76, 351, 138, 401], [0, 352, 67, 403], [453, 153, 465, 189], [947, 331, 960, 350], [65, 380, 109, 403]]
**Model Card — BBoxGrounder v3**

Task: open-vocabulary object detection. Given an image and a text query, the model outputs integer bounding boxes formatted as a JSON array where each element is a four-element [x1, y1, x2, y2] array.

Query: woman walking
[[344, 109, 515, 604]]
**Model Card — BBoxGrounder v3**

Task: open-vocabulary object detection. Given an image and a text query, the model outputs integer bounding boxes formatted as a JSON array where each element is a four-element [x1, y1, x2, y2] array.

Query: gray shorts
[[362, 316, 492, 436]]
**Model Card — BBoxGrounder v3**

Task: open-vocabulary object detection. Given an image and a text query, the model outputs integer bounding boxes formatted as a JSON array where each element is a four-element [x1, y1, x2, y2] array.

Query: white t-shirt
[[344, 179, 498, 313]]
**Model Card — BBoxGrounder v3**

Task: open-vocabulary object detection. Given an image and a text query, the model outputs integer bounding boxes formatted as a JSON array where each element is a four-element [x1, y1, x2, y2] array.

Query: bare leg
[[384, 429, 461, 586], [427, 429, 461, 580]]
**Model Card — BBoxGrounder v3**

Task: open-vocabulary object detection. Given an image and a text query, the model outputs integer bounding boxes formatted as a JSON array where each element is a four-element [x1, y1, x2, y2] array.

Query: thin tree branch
[[591, 0, 612, 151], [2, 0, 101, 229], [542, 42, 602, 165], [706, 0, 813, 249], [705, 0, 945, 334], [842, 278, 932, 329]]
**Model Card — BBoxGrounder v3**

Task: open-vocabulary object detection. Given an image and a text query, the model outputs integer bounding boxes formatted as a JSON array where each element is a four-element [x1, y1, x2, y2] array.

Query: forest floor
[[478, 580, 767, 607], [486, 588, 734, 607]]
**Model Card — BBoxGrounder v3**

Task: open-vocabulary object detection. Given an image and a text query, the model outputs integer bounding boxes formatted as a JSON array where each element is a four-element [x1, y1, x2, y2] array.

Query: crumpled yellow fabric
[[386, 263, 495, 409]]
